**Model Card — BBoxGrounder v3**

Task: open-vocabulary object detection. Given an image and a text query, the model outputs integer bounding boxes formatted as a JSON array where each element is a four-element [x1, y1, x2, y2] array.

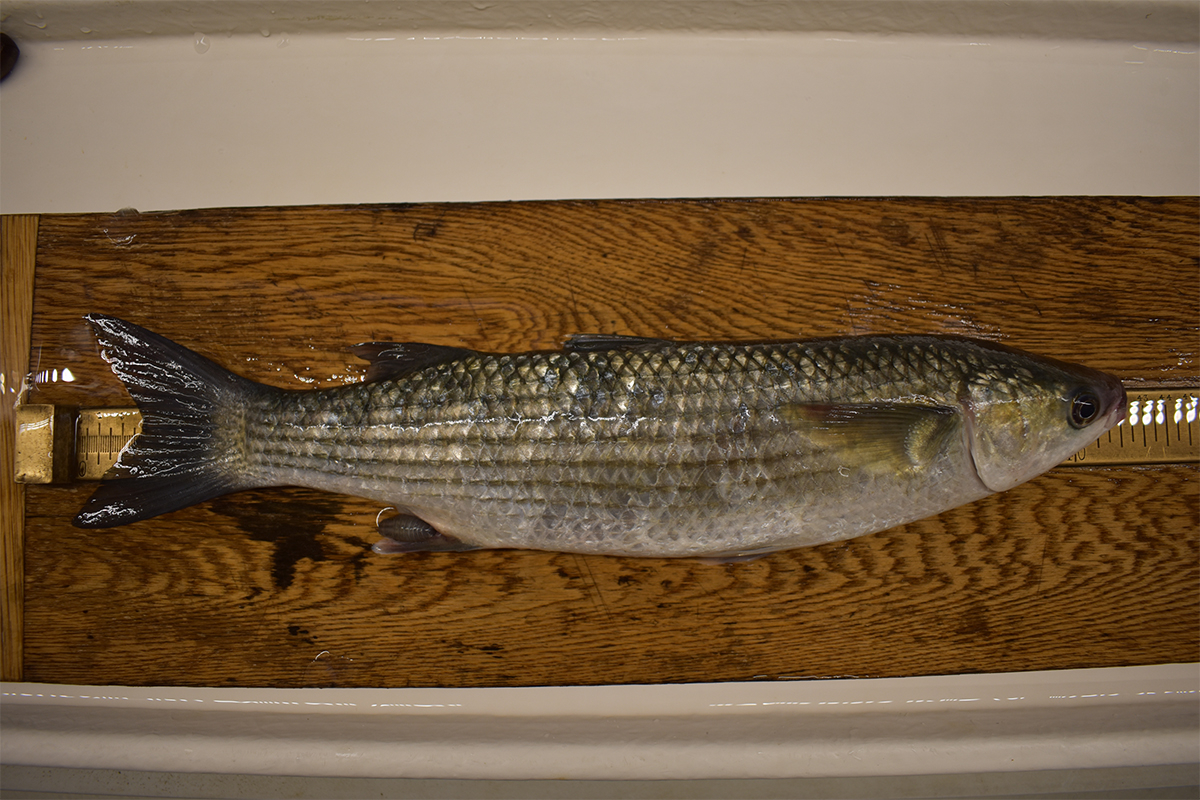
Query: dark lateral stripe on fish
[[248, 454, 884, 510], [244, 438, 811, 479]]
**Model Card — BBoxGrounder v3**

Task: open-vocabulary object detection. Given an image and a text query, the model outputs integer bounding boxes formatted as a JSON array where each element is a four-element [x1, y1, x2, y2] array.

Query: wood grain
[[18, 198, 1199, 688], [2, 214, 38, 682], [21, 467, 1199, 687]]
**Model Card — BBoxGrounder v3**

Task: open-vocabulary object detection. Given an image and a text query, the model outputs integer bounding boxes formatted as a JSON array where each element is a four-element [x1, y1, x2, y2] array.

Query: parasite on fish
[[74, 315, 1126, 559]]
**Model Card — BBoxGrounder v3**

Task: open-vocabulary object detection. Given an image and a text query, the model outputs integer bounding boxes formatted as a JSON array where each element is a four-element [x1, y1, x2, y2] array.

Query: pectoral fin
[[781, 402, 963, 471]]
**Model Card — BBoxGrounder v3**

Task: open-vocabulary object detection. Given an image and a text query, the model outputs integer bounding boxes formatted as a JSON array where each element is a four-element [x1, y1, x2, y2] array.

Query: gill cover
[[965, 346, 1126, 492]]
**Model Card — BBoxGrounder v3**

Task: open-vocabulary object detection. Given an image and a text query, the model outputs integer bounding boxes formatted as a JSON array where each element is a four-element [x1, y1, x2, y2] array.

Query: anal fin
[[373, 512, 482, 555]]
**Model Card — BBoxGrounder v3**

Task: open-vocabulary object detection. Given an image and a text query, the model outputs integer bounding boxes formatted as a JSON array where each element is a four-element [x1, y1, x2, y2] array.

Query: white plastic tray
[[1, 0, 1196, 785]]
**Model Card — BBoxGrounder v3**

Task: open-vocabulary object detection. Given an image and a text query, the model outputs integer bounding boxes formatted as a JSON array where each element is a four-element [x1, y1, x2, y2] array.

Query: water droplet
[[80, 27, 92, 34], [194, 33, 210, 54], [25, 18, 48, 29], [276, 34, 290, 48], [260, 28, 271, 37]]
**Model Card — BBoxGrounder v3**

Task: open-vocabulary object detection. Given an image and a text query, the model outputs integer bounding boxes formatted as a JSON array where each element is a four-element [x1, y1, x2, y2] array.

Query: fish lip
[[1083, 369, 1127, 434], [1101, 377, 1129, 432]]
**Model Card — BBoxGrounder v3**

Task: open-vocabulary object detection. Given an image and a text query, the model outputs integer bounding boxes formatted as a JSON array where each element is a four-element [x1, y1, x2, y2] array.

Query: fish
[[73, 314, 1126, 559]]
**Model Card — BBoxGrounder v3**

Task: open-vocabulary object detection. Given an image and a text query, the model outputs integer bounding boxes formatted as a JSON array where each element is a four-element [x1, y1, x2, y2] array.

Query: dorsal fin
[[564, 333, 672, 353], [350, 342, 475, 382]]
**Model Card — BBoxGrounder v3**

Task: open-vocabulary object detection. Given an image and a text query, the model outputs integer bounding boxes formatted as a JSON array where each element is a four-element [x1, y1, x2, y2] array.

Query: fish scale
[[73, 317, 1126, 558]]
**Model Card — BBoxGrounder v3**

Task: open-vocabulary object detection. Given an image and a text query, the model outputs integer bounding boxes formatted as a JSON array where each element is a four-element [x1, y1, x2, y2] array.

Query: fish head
[[963, 345, 1127, 492]]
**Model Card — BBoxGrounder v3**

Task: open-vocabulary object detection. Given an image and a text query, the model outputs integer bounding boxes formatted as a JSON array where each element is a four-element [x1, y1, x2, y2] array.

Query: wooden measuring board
[[5, 198, 1197, 689]]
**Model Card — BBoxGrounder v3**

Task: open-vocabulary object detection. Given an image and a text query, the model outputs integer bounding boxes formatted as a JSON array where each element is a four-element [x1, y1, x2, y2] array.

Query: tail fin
[[74, 315, 266, 528]]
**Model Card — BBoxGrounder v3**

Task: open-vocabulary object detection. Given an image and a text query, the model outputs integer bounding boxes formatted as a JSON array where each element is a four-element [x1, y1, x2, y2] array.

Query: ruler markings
[[76, 409, 142, 480], [1064, 389, 1199, 466], [13, 388, 1200, 484]]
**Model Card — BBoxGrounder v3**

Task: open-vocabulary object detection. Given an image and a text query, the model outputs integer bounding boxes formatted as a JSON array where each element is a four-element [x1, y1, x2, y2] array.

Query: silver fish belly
[[75, 318, 1127, 558]]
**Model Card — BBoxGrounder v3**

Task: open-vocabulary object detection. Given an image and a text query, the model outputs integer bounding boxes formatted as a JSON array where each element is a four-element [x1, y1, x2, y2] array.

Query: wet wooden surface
[[9, 198, 1200, 687]]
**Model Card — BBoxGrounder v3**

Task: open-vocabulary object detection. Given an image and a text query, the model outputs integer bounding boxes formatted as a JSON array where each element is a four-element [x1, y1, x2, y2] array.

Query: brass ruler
[[1059, 387, 1198, 467], [15, 406, 143, 483], [12, 387, 1200, 484]]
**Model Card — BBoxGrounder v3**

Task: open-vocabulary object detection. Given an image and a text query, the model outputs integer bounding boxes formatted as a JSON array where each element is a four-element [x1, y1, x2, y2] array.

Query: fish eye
[[1069, 391, 1101, 428]]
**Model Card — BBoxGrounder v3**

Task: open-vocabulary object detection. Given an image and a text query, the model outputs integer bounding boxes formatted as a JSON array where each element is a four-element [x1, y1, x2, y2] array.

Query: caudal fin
[[74, 315, 266, 528]]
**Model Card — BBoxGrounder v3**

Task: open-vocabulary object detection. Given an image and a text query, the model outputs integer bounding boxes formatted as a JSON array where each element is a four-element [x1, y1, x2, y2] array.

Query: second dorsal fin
[[564, 333, 673, 353], [351, 342, 475, 382]]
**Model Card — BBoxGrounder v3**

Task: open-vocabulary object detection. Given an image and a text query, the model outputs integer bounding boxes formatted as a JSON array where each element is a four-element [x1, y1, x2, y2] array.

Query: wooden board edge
[[2, 214, 39, 681]]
